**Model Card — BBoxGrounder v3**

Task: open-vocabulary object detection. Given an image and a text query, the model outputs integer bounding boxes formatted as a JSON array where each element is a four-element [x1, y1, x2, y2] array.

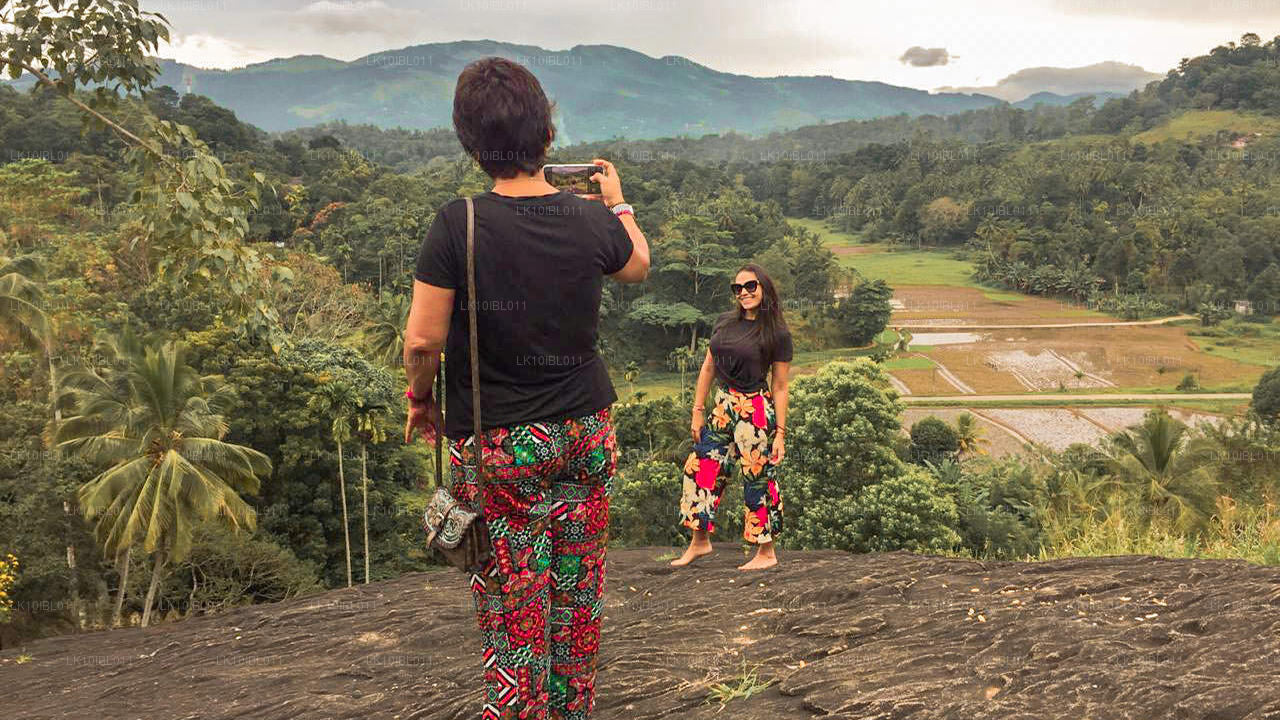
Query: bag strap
[[464, 196, 488, 511]]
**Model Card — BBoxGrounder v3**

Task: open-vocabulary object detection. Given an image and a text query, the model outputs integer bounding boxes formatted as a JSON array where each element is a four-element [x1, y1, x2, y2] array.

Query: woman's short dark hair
[[452, 57, 556, 179]]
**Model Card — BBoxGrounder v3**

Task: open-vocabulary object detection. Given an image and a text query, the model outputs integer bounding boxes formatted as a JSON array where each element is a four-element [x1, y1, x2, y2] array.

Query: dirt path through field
[[898, 315, 1196, 330], [913, 353, 975, 394], [902, 393, 1251, 404]]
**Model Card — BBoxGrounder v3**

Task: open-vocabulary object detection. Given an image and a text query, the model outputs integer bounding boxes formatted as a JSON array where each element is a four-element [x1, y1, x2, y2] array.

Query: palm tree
[[624, 361, 640, 399], [55, 331, 271, 626], [1104, 410, 1219, 533], [310, 382, 359, 588], [953, 413, 989, 457], [666, 346, 696, 404], [361, 294, 410, 368], [354, 410, 387, 585], [0, 254, 49, 346], [0, 255, 90, 626]]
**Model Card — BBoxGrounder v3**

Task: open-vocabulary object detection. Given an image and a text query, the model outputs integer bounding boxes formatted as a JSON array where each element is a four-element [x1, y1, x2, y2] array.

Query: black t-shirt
[[414, 191, 634, 438], [709, 315, 794, 393]]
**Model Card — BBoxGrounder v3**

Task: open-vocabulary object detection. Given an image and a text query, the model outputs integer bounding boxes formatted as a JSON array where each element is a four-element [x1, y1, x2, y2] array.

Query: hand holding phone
[[589, 158, 625, 207], [543, 163, 601, 196], [542, 160, 625, 207]]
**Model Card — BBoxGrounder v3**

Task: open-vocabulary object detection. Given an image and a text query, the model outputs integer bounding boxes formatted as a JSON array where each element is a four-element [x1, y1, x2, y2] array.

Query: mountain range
[[11, 40, 1156, 141], [941, 61, 1163, 102]]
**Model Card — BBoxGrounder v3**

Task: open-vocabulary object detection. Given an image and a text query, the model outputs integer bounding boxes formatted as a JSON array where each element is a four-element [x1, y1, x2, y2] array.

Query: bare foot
[[670, 542, 713, 567], [738, 550, 778, 571]]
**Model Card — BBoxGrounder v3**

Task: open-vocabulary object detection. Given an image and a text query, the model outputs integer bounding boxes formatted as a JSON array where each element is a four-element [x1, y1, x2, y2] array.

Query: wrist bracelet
[[610, 202, 634, 218], [405, 387, 431, 404]]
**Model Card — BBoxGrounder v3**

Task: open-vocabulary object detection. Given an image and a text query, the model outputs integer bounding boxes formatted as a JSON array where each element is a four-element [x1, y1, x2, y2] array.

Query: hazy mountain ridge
[[101, 40, 1015, 140], [4, 39, 1150, 141]]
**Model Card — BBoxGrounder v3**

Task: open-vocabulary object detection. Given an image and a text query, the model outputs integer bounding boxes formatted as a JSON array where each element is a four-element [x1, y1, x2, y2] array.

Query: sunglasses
[[730, 280, 760, 295]]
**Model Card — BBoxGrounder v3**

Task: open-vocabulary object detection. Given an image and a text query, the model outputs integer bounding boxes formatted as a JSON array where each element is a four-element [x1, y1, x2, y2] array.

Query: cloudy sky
[[148, 0, 1280, 91]]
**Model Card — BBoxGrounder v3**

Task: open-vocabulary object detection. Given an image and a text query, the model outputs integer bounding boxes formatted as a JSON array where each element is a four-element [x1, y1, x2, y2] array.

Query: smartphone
[[543, 163, 602, 195]]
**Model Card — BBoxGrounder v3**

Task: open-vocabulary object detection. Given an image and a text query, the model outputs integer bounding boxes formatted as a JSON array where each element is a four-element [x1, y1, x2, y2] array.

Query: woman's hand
[[690, 412, 704, 443], [404, 395, 445, 445], [770, 434, 785, 464], [590, 158, 625, 207]]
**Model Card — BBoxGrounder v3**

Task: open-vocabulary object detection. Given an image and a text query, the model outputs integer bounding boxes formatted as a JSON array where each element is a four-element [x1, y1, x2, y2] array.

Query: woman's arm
[[692, 350, 716, 410], [610, 212, 650, 284], [689, 350, 716, 441], [770, 361, 790, 463], [592, 158, 650, 284], [402, 279, 452, 443]]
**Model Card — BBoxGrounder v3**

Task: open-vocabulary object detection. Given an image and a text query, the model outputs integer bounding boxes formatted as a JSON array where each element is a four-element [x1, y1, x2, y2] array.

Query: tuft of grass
[[705, 660, 775, 706], [881, 355, 935, 370], [1043, 499, 1280, 566], [653, 550, 679, 562], [15, 653, 33, 664]]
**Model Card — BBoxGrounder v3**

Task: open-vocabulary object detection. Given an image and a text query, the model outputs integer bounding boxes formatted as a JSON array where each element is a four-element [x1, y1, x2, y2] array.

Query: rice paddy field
[[621, 218, 1271, 456]]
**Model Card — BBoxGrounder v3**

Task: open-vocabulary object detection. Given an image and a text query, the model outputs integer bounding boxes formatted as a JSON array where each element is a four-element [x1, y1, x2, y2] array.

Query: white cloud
[[160, 33, 277, 69]]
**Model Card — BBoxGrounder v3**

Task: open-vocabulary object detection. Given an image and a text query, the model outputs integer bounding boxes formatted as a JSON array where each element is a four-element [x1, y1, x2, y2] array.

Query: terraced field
[[807, 219, 1268, 452]]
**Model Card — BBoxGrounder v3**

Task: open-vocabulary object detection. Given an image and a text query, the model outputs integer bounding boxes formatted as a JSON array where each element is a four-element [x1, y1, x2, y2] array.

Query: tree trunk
[[337, 437, 353, 588], [47, 343, 81, 630], [64, 498, 80, 630], [111, 547, 131, 629], [361, 443, 370, 585], [140, 551, 167, 628], [689, 324, 698, 353]]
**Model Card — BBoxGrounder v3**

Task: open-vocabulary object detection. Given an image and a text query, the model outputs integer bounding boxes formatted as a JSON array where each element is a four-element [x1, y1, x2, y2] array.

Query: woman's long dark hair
[[717, 263, 789, 363]]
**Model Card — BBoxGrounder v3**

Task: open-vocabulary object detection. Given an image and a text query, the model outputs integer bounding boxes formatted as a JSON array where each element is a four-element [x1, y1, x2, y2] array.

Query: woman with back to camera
[[402, 57, 650, 720], [671, 264, 791, 571]]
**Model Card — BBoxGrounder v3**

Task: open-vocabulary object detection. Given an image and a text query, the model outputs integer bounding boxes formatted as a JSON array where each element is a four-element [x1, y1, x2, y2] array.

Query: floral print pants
[[448, 408, 617, 720], [679, 385, 783, 544]]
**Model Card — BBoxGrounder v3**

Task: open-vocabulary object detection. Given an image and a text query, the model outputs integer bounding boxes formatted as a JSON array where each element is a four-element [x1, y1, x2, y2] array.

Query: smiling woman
[[673, 263, 793, 572]]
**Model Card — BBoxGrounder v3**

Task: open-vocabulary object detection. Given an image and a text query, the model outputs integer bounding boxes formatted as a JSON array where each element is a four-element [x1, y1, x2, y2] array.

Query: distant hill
[[24, 40, 1010, 141], [942, 61, 1162, 102], [1012, 91, 1126, 109]]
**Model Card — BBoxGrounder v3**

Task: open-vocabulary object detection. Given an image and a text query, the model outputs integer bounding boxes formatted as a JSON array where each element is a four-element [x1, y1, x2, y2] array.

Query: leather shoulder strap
[[464, 196, 487, 507]]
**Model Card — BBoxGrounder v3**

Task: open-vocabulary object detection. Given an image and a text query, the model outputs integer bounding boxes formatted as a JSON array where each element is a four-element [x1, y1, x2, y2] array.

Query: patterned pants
[[448, 408, 617, 720], [678, 385, 783, 544]]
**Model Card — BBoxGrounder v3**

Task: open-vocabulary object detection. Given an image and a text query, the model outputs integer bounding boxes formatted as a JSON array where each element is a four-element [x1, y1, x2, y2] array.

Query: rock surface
[[5, 548, 1280, 719]]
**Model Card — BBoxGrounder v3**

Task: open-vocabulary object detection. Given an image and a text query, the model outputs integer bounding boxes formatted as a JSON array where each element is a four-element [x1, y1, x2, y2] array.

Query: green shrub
[[612, 396, 690, 465], [1254, 366, 1280, 425], [846, 467, 960, 553], [909, 416, 959, 465], [167, 522, 323, 617], [609, 460, 690, 548]]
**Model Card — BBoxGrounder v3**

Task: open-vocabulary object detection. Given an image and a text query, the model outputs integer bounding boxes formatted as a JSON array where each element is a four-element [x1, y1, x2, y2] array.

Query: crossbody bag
[[421, 196, 493, 573]]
